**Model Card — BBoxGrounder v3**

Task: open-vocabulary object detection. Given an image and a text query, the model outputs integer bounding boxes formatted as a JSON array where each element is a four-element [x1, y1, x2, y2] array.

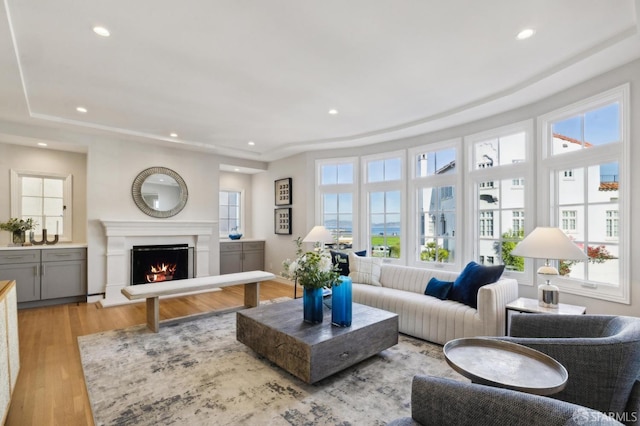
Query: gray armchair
[[387, 375, 621, 426], [499, 314, 640, 422]]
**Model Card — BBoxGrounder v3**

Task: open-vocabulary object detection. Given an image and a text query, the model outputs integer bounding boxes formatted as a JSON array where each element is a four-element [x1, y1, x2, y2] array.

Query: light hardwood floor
[[5, 281, 294, 426]]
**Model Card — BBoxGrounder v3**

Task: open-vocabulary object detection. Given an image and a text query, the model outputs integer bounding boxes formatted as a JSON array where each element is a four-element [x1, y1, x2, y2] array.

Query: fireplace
[[130, 244, 194, 285]]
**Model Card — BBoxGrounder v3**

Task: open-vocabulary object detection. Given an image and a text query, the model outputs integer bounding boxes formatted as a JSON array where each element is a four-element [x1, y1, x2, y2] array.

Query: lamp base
[[538, 282, 559, 308]]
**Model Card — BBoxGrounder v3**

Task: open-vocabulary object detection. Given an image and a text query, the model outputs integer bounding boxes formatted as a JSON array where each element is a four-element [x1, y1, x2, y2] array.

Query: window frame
[[10, 169, 73, 242], [408, 138, 462, 270], [218, 189, 244, 237], [464, 120, 535, 284], [537, 84, 630, 304]]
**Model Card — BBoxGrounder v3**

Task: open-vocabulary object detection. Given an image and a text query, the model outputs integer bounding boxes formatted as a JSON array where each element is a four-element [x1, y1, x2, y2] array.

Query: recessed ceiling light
[[93, 26, 111, 37], [516, 28, 535, 40], [328, 109, 339, 115], [37, 142, 48, 147], [170, 132, 178, 138], [248, 141, 255, 146], [76, 106, 88, 113], [234, 168, 240, 172]]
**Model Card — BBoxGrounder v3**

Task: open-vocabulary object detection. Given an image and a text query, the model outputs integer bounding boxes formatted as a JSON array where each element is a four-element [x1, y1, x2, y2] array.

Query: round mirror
[[132, 167, 188, 218]]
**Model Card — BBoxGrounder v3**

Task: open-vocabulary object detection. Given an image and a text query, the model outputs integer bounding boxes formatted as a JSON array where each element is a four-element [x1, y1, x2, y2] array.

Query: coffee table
[[236, 299, 398, 384], [443, 337, 568, 395]]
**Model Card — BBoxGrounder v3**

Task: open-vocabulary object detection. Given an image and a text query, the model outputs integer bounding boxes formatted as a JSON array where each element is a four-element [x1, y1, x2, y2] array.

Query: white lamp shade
[[511, 227, 588, 261], [302, 225, 334, 244]]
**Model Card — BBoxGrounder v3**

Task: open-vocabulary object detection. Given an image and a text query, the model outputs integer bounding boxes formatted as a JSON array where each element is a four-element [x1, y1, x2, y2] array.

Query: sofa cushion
[[424, 277, 453, 300], [330, 250, 350, 275], [348, 253, 382, 286], [449, 261, 505, 308]]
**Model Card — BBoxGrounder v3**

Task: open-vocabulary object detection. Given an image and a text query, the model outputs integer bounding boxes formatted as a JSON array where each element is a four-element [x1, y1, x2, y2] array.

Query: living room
[[1, 1, 640, 425]]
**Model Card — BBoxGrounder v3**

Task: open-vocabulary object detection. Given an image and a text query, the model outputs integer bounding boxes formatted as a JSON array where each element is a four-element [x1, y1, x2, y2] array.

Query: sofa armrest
[[509, 314, 616, 338], [476, 278, 519, 336], [403, 375, 620, 426]]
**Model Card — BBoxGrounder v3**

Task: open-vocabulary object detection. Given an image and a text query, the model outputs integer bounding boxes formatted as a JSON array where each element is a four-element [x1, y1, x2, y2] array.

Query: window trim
[[408, 138, 462, 270], [219, 188, 244, 237], [10, 169, 73, 242], [464, 120, 535, 284], [537, 83, 630, 304]]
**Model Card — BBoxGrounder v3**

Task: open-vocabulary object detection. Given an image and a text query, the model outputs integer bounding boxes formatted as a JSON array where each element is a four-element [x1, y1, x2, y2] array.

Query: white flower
[[288, 260, 298, 274], [318, 255, 332, 272]]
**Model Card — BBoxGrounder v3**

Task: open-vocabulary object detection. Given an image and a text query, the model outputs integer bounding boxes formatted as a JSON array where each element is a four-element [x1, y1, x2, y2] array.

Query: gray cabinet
[[0, 248, 87, 307], [220, 241, 264, 274]]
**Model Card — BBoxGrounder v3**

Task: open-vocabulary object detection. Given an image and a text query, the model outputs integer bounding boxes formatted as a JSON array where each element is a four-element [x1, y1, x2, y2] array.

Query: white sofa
[[351, 263, 519, 345]]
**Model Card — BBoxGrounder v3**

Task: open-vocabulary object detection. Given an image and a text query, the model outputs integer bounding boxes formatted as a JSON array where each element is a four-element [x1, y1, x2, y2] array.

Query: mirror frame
[[132, 166, 188, 218]]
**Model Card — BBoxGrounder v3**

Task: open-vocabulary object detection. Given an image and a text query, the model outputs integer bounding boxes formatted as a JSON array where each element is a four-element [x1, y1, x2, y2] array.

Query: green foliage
[[281, 237, 340, 289], [420, 241, 449, 262], [501, 229, 524, 271], [0, 218, 37, 232]]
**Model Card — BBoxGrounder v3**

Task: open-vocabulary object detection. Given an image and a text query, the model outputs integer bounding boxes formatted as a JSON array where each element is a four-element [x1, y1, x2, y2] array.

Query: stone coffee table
[[236, 298, 399, 383]]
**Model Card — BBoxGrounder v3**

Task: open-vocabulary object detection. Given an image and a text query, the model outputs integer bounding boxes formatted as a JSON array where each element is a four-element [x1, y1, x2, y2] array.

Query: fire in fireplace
[[130, 244, 194, 285]]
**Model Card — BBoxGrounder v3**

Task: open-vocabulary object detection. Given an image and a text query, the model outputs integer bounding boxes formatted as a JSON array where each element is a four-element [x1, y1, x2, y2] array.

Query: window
[[10, 170, 72, 241], [540, 84, 629, 303], [411, 141, 460, 267], [561, 210, 577, 232], [466, 121, 533, 276], [219, 190, 241, 235], [606, 210, 618, 238], [363, 152, 404, 259], [317, 159, 357, 249]]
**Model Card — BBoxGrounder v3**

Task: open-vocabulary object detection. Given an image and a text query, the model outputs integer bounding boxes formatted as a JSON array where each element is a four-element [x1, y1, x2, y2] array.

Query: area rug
[[78, 301, 463, 425]]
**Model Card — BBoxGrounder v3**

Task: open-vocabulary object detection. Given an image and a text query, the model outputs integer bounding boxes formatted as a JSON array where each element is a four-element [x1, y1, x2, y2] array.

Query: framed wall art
[[274, 178, 292, 206], [274, 208, 292, 235]]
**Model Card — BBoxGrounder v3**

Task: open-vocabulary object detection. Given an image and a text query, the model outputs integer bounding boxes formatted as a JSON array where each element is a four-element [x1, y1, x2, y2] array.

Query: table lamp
[[302, 225, 335, 249], [511, 227, 588, 308]]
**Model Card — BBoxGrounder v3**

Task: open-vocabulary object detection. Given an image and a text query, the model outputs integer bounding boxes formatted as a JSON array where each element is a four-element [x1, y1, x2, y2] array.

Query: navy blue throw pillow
[[449, 262, 505, 308], [424, 277, 453, 300], [354, 250, 367, 257], [330, 250, 350, 275]]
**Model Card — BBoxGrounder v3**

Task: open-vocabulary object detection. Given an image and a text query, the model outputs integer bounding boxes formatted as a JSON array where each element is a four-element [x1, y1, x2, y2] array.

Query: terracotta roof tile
[[599, 182, 619, 191], [553, 133, 593, 148]]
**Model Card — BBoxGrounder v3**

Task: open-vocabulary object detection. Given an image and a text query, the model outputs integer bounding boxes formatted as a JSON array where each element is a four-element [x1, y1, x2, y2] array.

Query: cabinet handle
[[5, 255, 27, 260], [53, 253, 72, 257]]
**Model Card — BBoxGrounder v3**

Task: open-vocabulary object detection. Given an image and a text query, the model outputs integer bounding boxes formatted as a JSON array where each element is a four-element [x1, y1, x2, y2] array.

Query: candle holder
[[30, 229, 59, 245]]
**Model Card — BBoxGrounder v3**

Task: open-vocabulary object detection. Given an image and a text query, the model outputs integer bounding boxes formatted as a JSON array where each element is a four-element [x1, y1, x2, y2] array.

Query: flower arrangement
[[0, 218, 37, 232], [282, 237, 340, 290]]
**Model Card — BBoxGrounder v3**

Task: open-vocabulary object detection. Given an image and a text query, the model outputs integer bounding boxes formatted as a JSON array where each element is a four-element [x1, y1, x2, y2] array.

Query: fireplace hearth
[[131, 244, 194, 285]]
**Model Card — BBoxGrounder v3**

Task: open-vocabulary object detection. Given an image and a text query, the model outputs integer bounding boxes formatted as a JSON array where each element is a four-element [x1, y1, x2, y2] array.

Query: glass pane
[[337, 164, 353, 184], [321, 165, 337, 185], [228, 191, 240, 205], [598, 162, 619, 187], [474, 138, 498, 170], [558, 167, 584, 205], [587, 243, 619, 283], [386, 191, 401, 213], [220, 207, 229, 220], [417, 148, 456, 177], [219, 191, 229, 205], [369, 192, 384, 214], [220, 220, 229, 234], [552, 116, 583, 155], [22, 196, 42, 216], [584, 103, 619, 146], [497, 132, 526, 165], [323, 193, 338, 214], [338, 193, 352, 213], [367, 160, 384, 183], [22, 177, 42, 196], [385, 158, 402, 181], [43, 178, 63, 197], [43, 198, 63, 216]]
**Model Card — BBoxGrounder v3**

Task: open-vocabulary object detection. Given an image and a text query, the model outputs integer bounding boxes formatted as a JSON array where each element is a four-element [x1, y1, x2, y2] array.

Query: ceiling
[[1, 0, 639, 164]]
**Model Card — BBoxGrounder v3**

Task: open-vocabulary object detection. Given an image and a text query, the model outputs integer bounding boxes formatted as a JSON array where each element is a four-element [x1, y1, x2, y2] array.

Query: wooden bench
[[121, 270, 275, 332]]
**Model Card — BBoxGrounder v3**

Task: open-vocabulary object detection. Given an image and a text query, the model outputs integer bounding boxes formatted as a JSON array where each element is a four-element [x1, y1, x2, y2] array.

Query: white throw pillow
[[348, 252, 382, 286]]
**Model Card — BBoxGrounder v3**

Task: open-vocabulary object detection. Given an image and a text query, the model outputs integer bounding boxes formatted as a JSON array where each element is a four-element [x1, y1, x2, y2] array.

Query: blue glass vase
[[331, 276, 352, 327], [303, 287, 324, 324]]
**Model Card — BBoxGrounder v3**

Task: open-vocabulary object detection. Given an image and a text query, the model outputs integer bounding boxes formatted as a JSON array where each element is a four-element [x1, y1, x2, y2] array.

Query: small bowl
[[228, 233, 243, 240]]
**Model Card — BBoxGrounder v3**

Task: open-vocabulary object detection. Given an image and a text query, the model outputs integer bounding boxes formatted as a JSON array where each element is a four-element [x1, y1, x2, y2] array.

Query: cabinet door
[[0, 264, 40, 302], [220, 252, 242, 275], [242, 250, 264, 271], [41, 260, 87, 299]]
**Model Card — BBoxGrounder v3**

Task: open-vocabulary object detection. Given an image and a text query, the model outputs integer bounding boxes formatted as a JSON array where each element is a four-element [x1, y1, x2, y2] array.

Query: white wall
[[0, 143, 87, 245], [85, 139, 220, 296], [259, 58, 640, 316]]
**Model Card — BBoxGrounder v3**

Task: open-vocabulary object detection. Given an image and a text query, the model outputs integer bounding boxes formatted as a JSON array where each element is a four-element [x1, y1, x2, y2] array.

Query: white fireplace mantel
[[99, 220, 218, 307]]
